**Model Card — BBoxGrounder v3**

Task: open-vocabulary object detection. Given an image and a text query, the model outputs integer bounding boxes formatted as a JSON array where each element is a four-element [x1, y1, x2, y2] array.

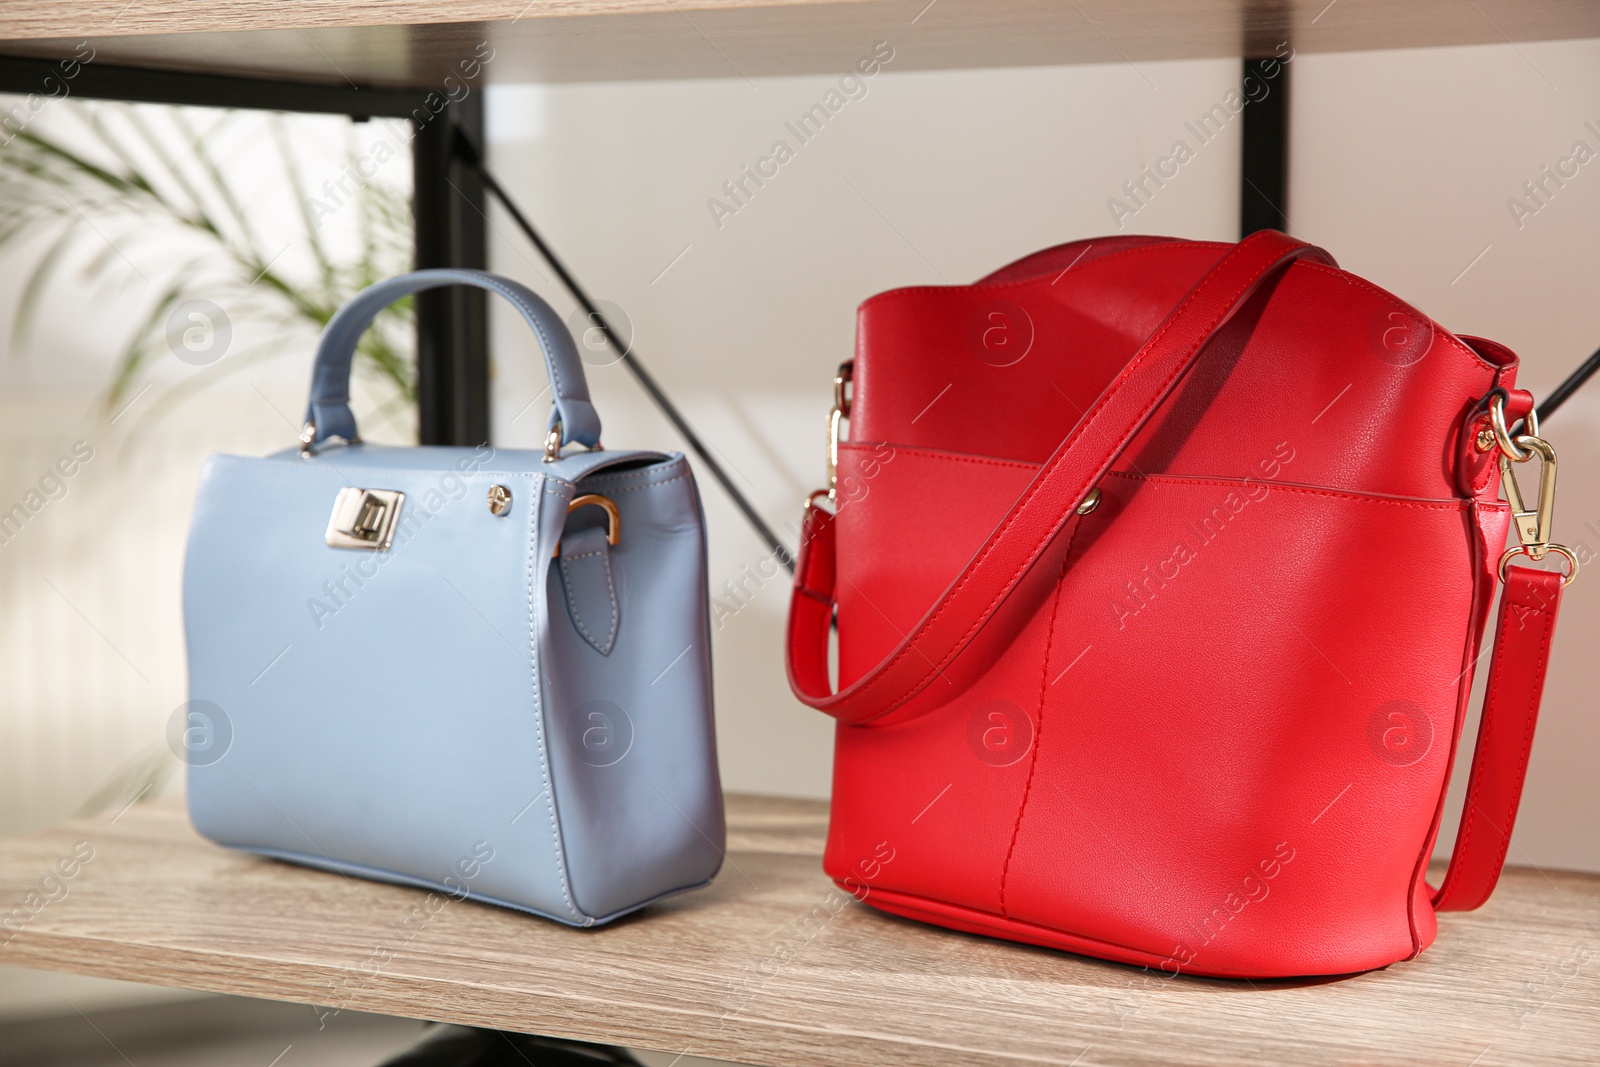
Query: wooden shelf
[[1, 794, 1597, 1066], [0, 1, 1597, 88]]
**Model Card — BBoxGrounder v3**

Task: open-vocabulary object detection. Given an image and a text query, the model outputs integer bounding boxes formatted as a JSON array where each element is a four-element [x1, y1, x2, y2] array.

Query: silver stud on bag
[[487, 485, 513, 516]]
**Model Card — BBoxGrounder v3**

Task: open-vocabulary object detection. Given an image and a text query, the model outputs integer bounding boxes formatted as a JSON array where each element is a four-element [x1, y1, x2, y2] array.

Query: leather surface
[[1431, 565, 1564, 912], [788, 231, 1554, 977], [187, 270, 721, 926], [790, 231, 1337, 724], [305, 269, 601, 448], [186, 444, 723, 925], [559, 525, 619, 656]]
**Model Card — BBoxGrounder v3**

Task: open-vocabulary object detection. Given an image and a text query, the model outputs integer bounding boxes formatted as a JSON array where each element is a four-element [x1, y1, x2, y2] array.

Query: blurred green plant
[[0, 102, 414, 430]]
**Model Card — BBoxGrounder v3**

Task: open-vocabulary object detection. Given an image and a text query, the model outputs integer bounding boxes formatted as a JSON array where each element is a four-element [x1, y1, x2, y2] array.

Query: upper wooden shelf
[[2, 793, 1598, 1066], [0, 0, 1597, 88]]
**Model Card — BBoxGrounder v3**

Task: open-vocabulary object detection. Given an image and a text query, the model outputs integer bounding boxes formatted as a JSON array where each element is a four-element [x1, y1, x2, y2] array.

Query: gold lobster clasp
[[1481, 391, 1579, 586]]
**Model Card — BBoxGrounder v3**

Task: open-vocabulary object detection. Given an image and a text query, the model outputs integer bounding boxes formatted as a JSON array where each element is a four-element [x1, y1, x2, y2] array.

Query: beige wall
[[484, 39, 1600, 870]]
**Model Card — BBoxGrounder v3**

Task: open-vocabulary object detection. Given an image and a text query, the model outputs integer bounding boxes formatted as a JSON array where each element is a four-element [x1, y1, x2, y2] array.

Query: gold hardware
[[325, 488, 404, 550], [555, 494, 621, 557], [1499, 543, 1578, 587], [1484, 391, 1539, 462], [1499, 435, 1557, 554], [1076, 488, 1101, 515], [1475, 390, 1579, 588], [826, 360, 854, 504], [487, 485, 513, 516]]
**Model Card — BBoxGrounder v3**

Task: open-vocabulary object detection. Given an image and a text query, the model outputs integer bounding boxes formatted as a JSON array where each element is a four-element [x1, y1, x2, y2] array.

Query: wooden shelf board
[[0, 1, 1597, 89], [1, 794, 1598, 1066]]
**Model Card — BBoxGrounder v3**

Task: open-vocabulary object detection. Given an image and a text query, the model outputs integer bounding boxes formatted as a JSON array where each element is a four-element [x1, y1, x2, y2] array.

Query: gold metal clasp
[[1479, 390, 1538, 462], [555, 494, 621, 557], [326, 488, 404, 550], [1499, 438, 1556, 554], [1496, 439, 1579, 586], [827, 360, 854, 504], [1481, 393, 1578, 587]]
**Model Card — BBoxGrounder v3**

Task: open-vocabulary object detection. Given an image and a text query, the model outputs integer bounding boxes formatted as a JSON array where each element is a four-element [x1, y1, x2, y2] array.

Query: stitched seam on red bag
[[838, 236, 1300, 719], [985, 239, 1192, 283], [1486, 601, 1551, 905], [973, 239, 1186, 288], [1298, 261, 1489, 377], [857, 882, 1193, 973], [998, 527, 1077, 919], [839, 442, 1039, 472], [842, 444, 1473, 508], [1106, 470, 1470, 509], [854, 241, 1221, 309]]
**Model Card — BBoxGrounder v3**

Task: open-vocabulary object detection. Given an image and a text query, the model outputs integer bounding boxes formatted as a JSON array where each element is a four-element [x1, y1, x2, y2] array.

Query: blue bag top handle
[[303, 268, 601, 449]]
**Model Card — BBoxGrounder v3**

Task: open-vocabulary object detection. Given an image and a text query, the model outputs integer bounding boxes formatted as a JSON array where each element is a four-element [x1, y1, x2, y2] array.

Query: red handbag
[[786, 230, 1577, 978]]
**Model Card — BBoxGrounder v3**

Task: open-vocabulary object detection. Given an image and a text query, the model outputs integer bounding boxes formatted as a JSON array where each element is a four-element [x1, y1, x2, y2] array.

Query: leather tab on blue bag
[[304, 269, 602, 448], [558, 525, 619, 656]]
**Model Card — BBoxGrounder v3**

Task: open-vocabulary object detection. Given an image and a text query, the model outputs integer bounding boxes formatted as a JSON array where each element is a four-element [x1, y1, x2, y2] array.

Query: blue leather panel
[[558, 526, 618, 656], [538, 456, 724, 918], [184, 444, 722, 924]]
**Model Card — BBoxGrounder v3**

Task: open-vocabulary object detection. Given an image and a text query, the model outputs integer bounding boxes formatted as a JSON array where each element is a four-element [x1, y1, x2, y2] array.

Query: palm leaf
[[8, 219, 83, 363], [0, 100, 417, 436]]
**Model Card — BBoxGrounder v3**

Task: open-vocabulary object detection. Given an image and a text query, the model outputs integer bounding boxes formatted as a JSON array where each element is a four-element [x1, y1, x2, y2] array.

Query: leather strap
[[1431, 564, 1564, 911], [787, 230, 1333, 723], [305, 269, 600, 448], [787, 228, 1566, 912]]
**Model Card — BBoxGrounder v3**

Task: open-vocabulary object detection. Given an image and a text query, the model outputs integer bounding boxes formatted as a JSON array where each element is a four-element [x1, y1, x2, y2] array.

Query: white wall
[[483, 39, 1600, 870]]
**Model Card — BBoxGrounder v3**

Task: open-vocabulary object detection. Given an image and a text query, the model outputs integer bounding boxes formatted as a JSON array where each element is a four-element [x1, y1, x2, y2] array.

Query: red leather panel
[[789, 232, 1562, 978], [852, 242, 1501, 503], [998, 474, 1478, 977]]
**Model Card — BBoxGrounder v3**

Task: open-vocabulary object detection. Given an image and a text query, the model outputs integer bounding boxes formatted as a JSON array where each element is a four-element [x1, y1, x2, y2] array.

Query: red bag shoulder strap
[[786, 228, 1565, 912], [1431, 564, 1563, 910], [788, 229, 1332, 722]]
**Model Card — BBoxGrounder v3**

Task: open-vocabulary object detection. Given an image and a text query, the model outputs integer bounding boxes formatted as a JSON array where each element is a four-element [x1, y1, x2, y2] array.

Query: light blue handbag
[[182, 270, 724, 925]]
